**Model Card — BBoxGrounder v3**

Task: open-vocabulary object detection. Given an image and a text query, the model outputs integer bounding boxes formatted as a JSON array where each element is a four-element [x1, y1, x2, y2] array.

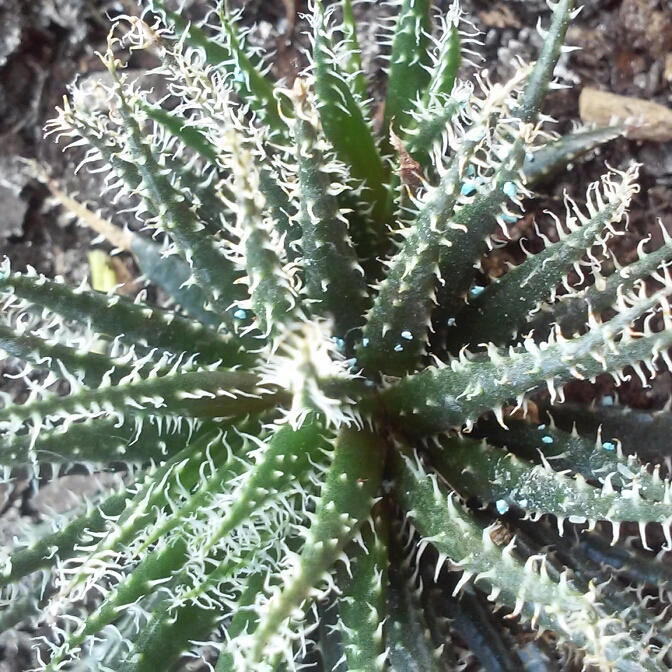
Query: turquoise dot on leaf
[[495, 499, 510, 514], [461, 181, 476, 197], [503, 181, 517, 199]]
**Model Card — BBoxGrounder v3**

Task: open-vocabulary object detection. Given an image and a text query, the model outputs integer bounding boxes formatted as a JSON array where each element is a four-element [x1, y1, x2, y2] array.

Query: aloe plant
[[1, 0, 672, 670]]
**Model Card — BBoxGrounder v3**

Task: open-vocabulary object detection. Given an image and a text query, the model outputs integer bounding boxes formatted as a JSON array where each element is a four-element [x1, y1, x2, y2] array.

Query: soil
[[0, 0, 671, 669]]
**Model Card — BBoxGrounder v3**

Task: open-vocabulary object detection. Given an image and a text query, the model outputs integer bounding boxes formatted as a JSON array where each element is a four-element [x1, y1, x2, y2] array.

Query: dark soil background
[[0, 0, 671, 669]]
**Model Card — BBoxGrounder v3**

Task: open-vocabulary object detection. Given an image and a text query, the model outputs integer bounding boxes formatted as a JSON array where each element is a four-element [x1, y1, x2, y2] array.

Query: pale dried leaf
[[579, 87, 672, 142]]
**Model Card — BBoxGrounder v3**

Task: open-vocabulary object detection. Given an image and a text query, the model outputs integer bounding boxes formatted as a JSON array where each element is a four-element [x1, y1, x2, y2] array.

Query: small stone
[[0, 157, 29, 239]]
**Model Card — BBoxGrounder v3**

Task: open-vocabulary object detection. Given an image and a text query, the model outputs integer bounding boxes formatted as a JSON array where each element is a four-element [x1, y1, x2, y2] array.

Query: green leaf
[[523, 125, 624, 185], [340, 0, 369, 102], [537, 402, 672, 467], [335, 512, 388, 672], [246, 426, 387, 666], [0, 323, 140, 388], [405, 94, 467, 170], [0, 414, 200, 466], [0, 582, 46, 634], [103, 53, 243, 325], [383, 0, 433, 144], [0, 369, 279, 432], [291, 80, 368, 338], [214, 5, 290, 135], [41, 425, 262, 670], [312, 2, 389, 243], [450, 166, 638, 347], [386, 521, 448, 672], [189, 418, 336, 562], [129, 235, 238, 330], [138, 102, 220, 164], [391, 446, 657, 670], [384, 285, 672, 433], [359, 86, 528, 376], [117, 599, 219, 672], [432, 435, 672, 542], [43, 536, 194, 672], [421, 4, 462, 107], [223, 136, 298, 336], [145, 0, 231, 66], [473, 415, 670, 502], [580, 530, 672, 593], [149, 0, 287, 133], [529, 225, 672, 338], [517, 0, 576, 124], [93, 420, 332, 670], [137, 88, 297, 254], [0, 489, 130, 591], [39, 427, 234, 600], [214, 570, 267, 672]]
